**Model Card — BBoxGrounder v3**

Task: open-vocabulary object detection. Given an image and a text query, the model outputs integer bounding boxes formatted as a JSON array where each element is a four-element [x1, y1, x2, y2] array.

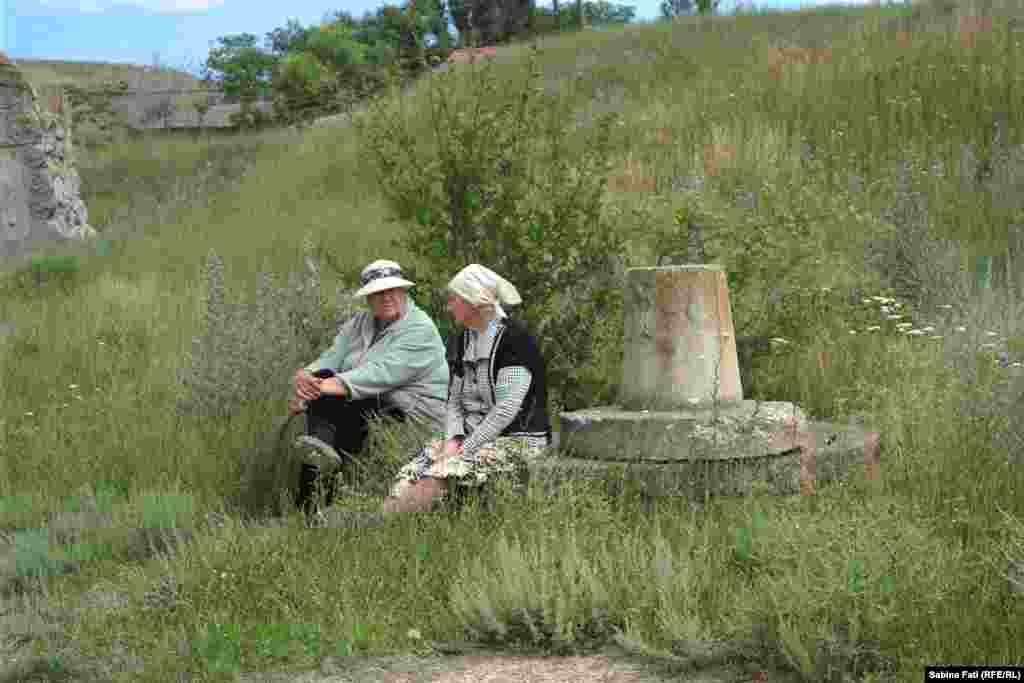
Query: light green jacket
[[305, 299, 449, 429]]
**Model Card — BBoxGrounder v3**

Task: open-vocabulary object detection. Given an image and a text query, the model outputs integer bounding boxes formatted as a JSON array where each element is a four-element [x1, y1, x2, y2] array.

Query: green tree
[[583, 1, 636, 25], [265, 18, 311, 56], [659, 0, 694, 19], [695, 0, 720, 14], [203, 33, 278, 101], [356, 46, 627, 409]]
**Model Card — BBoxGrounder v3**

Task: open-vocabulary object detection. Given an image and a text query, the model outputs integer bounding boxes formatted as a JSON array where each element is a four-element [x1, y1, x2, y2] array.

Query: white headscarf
[[447, 264, 521, 319]]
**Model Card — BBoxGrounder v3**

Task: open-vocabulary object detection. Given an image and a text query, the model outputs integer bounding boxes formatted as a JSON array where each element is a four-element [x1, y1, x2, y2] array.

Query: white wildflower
[[887, 314, 904, 320], [770, 337, 790, 344], [866, 325, 881, 332], [849, 330, 857, 334], [24, 412, 34, 417], [980, 343, 998, 349], [906, 329, 925, 336], [985, 331, 999, 337], [955, 326, 967, 332], [862, 298, 873, 304], [68, 384, 79, 389], [930, 335, 943, 340], [1013, 362, 1023, 368], [922, 326, 935, 333], [939, 304, 953, 309]]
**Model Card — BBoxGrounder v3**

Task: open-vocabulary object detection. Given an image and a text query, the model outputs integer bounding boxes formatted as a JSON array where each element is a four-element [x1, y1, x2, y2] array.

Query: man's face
[[367, 287, 407, 323]]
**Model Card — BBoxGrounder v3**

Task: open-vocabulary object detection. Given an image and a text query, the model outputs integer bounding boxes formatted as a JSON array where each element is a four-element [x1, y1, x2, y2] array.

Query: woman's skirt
[[390, 434, 548, 498]]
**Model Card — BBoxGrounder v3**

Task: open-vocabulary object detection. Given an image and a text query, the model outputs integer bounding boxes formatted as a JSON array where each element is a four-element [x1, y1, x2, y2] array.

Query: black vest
[[448, 317, 551, 438]]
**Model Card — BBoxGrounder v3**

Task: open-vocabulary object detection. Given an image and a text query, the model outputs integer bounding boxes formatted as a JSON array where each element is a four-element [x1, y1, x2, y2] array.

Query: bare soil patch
[[240, 645, 798, 683]]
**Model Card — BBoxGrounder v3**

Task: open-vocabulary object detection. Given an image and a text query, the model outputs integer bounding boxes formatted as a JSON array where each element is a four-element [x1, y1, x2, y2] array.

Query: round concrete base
[[530, 420, 880, 499]]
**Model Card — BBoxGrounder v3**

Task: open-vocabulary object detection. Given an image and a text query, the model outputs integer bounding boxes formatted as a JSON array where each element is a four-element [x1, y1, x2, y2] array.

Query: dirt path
[[239, 646, 792, 683]]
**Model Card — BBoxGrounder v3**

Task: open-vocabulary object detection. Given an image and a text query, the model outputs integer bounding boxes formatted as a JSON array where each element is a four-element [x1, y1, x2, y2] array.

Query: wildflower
[[886, 314, 904, 320], [985, 331, 999, 337], [1013, 362, 1023, 368], [68, 384, 78, 389], [896, 322, 913, 329], [862, 298, 873, 304], [906, 329, 925, 336], [770, 337, 790, 344], [24, 412, 34, 417], [849, 330, 857, 334], [930, 335, 943, 340], [939, 304, 953, 309], [922, 326, 935, 333], [98, 340, 106, 346], [955, 326, 967, 332], [866, 325, 881, 332], [871, 296, 888, 302], [980, 343, 998, 349]]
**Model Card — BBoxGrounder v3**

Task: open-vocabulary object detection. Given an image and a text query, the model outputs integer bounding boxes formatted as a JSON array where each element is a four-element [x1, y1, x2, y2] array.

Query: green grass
[[1, 1, 1024, 680]]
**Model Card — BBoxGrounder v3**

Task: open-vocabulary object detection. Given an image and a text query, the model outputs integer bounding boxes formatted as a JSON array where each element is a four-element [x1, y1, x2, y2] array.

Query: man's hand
[[294, 368, 323, 402], [287, 397, 307, 416], [319, 377, 348, 398]]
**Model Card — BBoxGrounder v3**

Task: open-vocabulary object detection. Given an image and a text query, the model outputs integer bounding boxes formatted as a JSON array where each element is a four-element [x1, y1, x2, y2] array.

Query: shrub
[[356, 44, 628, 410], [176, 236, 355, 422]]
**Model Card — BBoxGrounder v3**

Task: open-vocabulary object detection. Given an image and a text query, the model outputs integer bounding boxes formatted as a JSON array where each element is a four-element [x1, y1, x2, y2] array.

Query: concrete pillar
[[620, 265, 743, 410]]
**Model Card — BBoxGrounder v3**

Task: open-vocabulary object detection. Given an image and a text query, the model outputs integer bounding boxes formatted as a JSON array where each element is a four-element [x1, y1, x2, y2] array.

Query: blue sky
[[2, 0, 868, 75]]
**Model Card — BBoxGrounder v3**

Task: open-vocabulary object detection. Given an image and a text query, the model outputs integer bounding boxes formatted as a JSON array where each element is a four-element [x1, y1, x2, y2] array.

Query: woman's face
[[446, 293, 475, 324], [367, 287, 407, 323]]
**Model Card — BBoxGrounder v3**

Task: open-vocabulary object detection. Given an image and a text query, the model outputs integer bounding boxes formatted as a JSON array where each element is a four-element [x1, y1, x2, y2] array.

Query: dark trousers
[[296, 369, 405, 513]]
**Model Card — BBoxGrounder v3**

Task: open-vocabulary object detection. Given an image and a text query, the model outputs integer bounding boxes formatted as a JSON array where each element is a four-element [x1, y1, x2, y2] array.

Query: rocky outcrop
[[0, 52, 95, 259]]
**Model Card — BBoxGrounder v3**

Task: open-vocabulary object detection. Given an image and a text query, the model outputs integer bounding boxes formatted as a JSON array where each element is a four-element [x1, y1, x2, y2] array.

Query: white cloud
[[37, 0, 226, 14]]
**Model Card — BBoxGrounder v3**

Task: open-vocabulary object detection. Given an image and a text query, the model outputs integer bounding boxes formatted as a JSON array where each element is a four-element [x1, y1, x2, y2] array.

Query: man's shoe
[[294, 435, 344, 473]]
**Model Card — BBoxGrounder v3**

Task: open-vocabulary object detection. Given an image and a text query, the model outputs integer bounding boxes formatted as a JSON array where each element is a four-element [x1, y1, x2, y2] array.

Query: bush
[[356, 45, 628, 410], [176, 236, 354, 422]]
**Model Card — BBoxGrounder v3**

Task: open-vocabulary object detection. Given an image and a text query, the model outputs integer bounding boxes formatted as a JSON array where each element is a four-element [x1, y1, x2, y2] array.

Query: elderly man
[[290, 259, 449, 517]]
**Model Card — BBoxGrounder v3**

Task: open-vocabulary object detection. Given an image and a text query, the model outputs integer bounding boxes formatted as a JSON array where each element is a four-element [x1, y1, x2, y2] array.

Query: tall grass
[[1, 0, 1023, 680]]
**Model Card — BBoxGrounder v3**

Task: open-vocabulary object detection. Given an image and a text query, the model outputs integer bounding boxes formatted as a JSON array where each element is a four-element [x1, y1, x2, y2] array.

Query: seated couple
[[289, 259, 551, 520]]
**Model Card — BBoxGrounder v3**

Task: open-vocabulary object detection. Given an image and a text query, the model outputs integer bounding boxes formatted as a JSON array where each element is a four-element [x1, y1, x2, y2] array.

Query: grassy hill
[[13, 57, 199, 92], [1, 2, 1022, 681]]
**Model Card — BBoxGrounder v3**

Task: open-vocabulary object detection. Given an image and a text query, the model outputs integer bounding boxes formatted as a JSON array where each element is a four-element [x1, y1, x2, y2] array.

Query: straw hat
[[354, 260, 416, 298]]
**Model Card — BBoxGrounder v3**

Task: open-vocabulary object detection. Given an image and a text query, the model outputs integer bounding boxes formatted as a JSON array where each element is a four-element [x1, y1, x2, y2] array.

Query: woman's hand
[[436, 438, 464, 463]]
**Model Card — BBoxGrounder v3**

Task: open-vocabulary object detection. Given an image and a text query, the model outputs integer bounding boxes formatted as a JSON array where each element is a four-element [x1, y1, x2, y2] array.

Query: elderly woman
[[383, 264, 551, 514], [291, 259, 449, 516]]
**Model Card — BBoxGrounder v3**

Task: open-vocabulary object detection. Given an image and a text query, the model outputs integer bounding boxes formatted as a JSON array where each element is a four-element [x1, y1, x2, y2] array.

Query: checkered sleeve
[[445, 372, 467, 440], [461, 366, 532, 458]]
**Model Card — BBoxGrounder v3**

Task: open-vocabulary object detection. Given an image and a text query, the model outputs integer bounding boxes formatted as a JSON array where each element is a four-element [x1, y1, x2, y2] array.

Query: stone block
[[530, 421, 881, 500], [559, 401, 806, 462]]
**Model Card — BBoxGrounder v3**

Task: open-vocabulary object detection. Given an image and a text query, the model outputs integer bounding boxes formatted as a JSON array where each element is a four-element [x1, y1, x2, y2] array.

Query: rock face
[[0, 55, 95, 259]]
